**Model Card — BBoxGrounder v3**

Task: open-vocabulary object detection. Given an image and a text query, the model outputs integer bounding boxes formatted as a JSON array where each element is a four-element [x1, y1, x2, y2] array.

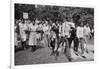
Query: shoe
[[75, 53, 79, 56], [82, 56, 86, 58], [68, 58, 72, 62]]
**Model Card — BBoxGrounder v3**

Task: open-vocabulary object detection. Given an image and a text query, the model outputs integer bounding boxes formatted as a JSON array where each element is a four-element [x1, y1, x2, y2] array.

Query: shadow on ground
[[15, 45, 44, 53]]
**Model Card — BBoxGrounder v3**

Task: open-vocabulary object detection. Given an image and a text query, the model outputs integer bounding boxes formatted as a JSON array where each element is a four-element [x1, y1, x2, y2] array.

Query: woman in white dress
[[28, 21, 38, 52], [18, 20, 28, 50]]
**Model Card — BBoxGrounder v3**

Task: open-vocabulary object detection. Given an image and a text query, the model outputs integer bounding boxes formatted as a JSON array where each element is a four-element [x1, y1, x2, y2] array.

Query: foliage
[[15, 4, 94, 28]]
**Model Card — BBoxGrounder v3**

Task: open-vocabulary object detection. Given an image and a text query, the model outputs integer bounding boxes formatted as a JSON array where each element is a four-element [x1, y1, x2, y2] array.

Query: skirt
[[28, 32, 37, 46]]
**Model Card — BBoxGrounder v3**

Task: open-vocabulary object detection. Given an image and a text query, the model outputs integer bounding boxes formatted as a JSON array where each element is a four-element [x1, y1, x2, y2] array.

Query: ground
[[15, 38, 94, 65]]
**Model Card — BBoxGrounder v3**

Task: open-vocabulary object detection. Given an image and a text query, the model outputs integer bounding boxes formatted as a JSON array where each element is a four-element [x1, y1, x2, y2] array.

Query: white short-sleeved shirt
[[68, 22, 75, 28], [76, 26, 84, 38], [83, 26, 91, 36]]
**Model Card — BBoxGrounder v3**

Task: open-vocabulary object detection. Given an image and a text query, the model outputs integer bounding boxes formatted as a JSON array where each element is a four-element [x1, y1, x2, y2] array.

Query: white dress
[[36, 24, 41, 39], [28, 23, 37, 46], [19, 23, 28, 41]]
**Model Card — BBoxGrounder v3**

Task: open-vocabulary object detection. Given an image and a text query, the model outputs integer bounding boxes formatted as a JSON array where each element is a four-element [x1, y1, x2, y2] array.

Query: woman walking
[[28, 21, 38, 52], [18, 20, 28, 50]]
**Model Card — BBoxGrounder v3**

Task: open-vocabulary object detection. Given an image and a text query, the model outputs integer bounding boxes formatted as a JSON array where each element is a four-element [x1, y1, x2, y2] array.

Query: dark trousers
[[67, 36, 79, 52], [68, 38, 73, 48], [22, 41, 26, 49], [59, 36, 71, 59], [73, 37, 79, 52]]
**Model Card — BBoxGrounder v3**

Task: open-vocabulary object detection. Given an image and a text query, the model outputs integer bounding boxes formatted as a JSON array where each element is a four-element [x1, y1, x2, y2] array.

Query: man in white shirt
[[76, 23, 86, 58], [83, 24, 91, 38], [62, 19, 76, 46], [76, 26, 84, 38], [83, 24, 91, 53], [62, 21, 71, 38], [61, 18, 72, 61]]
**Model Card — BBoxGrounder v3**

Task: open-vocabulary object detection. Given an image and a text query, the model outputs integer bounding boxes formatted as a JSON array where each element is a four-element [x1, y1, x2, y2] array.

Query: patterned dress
[[28, 23, 38, 46]]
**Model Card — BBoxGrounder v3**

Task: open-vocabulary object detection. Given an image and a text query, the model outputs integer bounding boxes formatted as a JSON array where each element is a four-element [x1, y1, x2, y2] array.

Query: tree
[[15, 4, 94, 28]]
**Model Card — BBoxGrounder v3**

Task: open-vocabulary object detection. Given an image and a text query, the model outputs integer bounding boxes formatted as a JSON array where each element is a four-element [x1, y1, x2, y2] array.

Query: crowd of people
[[14, 17, 94, 61]]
